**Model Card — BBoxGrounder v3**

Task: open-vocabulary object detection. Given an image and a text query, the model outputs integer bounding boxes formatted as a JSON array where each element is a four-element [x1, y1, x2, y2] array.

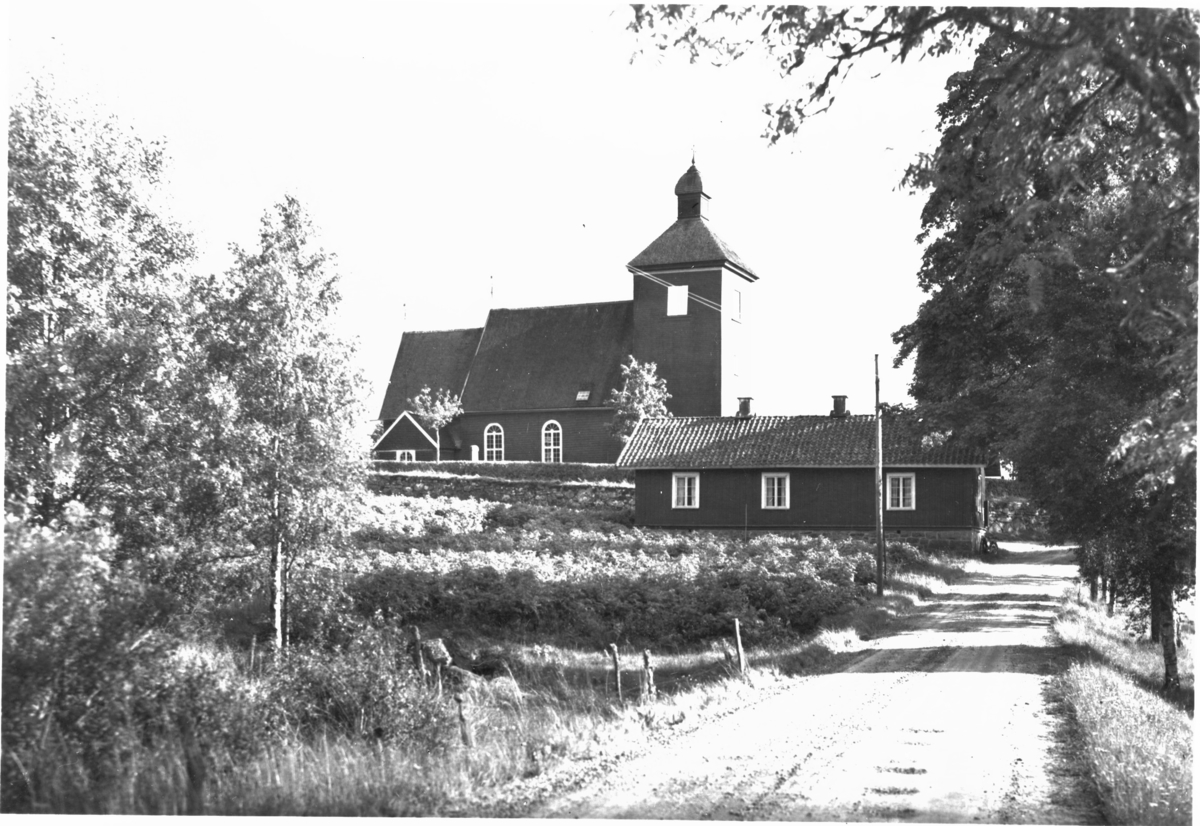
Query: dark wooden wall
[[631, 267, 724, 417], [444, 409, 623, 464], [634, 467, 982, 530]]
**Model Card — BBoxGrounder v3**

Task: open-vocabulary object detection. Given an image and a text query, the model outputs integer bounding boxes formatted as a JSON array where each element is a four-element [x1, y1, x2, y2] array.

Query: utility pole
[[875, 354, 885, 597]]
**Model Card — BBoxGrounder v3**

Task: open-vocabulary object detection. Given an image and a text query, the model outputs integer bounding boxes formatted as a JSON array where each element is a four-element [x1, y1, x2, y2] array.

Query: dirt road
[[530, 543, 1102, 822]]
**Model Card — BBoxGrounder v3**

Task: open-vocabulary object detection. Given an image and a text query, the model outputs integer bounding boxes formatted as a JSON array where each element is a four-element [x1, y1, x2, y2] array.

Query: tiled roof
[[460, 301, 635, 411], [377, 327, 482, 420], [628, 218, 757, 281], [617, 415, 985, 468]]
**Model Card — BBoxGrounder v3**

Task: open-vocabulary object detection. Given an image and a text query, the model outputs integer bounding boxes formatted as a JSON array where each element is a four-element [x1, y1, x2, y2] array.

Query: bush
[[1, 517, 265, 812], [344, 529, 876, 649], [265, 631, 456, 749], [371, 460, 632, 485]]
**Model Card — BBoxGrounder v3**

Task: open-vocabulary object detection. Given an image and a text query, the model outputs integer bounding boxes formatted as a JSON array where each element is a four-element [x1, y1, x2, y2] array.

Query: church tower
[[628, 162, 757, 416]]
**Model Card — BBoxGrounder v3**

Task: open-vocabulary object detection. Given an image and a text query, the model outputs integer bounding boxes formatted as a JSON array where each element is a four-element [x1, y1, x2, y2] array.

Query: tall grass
[[1054, 597, 1193, 825], [4, 490, 969, 815]]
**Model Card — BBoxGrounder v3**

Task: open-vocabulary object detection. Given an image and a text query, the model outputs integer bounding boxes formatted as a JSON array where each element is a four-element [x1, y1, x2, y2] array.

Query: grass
[[7, 571, 960, 817], [1053, 596, 1193, 825], [5, 473, 971, 816]]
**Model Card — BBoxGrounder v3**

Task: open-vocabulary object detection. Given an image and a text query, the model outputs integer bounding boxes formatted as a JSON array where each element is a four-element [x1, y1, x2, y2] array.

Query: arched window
[[541, 420, 562, 463], [484, 423, 504, 462]]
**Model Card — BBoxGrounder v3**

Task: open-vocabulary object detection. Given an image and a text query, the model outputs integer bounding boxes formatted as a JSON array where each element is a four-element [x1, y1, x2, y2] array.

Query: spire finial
[[691, 146, 696, 167]]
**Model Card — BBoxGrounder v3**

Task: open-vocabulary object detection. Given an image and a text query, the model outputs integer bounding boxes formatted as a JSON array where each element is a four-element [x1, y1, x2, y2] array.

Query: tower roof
[[674, 163, 704, 196], [628, 162, 757, 281]]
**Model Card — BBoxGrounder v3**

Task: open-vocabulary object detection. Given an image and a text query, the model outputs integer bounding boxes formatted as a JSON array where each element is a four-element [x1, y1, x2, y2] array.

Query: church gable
[[374, 410, 438, 454]]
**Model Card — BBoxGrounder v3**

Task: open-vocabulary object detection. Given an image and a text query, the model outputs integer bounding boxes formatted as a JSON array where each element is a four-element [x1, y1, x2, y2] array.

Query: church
[[373, 161, 759, 463]]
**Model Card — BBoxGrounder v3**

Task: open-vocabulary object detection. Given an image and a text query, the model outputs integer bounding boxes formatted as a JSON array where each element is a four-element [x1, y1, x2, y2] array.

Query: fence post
[[411, 625, 429, 687], [641, 649, 656, 704], [454, 694, 474, 748], [734, 618, 747, 676], [180, 718, 206, 815], [608, 643, 623, 704]]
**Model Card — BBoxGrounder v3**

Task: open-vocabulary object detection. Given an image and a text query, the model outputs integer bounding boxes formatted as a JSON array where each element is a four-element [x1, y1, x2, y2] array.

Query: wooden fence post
[[640, 649, 656, 704], [411, 625, 429, 687], [608, 643, 623, 704], [180, 718, 206, 815], [734, 619, 747, 676], [454, 694, 474, 748]]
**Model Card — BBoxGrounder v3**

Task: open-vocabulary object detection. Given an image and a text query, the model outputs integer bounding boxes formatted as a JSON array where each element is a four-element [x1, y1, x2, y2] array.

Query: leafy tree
[[189, 196, 367, 657], [889, 30, 1194, 689], [607, 355, 672, 443], [628, 7, 1197, 687], [629, 6, 1197, 485], [407, 386, 463, 462], [6, 81, 196, 534]]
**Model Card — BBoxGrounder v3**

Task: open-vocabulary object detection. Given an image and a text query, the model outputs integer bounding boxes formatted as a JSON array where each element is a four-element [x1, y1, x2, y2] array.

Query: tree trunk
[[1107, 579, 1116, 617], [270, 487, 284, 661], [1088, 576, 1098, 602], [1150, 579, 1162, 642], [1159, 586, 1180, 692], [271, 536, 283, 660]]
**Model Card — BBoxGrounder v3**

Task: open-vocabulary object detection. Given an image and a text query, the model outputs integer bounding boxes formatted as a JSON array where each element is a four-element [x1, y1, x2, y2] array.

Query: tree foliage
[[6, 81, 196, 534], [628, 6, 1197, 686], [407, 386, 463, 462], [630, 6, 1197, 486], [189, 196, 368, 652], [607, 355, 672, 443]]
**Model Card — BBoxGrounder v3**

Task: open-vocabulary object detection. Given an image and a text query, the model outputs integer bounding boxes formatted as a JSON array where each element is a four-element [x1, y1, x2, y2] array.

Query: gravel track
[[524, 542, 1103, 822]]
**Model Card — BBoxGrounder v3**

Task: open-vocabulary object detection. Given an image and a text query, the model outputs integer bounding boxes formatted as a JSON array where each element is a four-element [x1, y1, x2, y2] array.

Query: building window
[[887, 473, 916, 510], [762, 473, 789, 509], [542, 420, 562, 463], [672, 472, 699, 509], [667, 284, 688, 316], [396, 450, 415, 462], [484, 423, 504, 462]]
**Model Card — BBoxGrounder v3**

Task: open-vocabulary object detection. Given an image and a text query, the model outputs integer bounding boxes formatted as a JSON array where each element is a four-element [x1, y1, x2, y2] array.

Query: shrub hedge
[[370, 460, 633, 485]]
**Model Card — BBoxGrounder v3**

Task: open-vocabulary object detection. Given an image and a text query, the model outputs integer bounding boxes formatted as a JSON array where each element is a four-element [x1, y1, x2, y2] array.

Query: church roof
[[617, 415, 986, 468], [628, 218, 757, 280], [461, 301, 635, 411], [377, 327, 482, 420]]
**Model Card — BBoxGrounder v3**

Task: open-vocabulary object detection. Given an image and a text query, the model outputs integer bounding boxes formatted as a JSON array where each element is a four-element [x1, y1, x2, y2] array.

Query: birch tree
[[6, 80, 196, 535], [192, 197, 367, 656]]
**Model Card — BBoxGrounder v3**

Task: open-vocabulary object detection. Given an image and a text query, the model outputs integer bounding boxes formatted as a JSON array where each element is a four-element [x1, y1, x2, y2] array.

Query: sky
[[9, 3, 977, 421]]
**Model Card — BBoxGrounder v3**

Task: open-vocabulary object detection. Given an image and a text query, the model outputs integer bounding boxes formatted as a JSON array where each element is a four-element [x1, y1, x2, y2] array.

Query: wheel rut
[[524, 544, 1105, 822]]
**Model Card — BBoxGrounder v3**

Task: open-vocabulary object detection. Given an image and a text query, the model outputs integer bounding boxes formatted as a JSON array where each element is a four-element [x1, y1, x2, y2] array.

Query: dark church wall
[[443, 409, 624, 464]]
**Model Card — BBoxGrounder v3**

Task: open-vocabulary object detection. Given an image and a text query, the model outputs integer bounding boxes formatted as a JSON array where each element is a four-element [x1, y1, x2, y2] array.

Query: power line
[[626, 265, 725, 315]]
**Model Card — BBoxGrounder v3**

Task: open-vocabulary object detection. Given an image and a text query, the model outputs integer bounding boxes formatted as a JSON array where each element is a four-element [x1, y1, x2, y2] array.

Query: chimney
[[830, 395, 849, 418], [737, 397, 753, 418]]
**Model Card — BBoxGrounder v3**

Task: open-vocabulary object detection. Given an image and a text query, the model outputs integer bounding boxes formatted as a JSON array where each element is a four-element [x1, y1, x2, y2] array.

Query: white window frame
[[672, 472, 700, 509], [666, 284, 688, 316], [887, 473, 916, 511], [395, 450, 415, 462], [484, 423, 504, 462], [761, 472, 790, 509], [541, 420, 562, 463]]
